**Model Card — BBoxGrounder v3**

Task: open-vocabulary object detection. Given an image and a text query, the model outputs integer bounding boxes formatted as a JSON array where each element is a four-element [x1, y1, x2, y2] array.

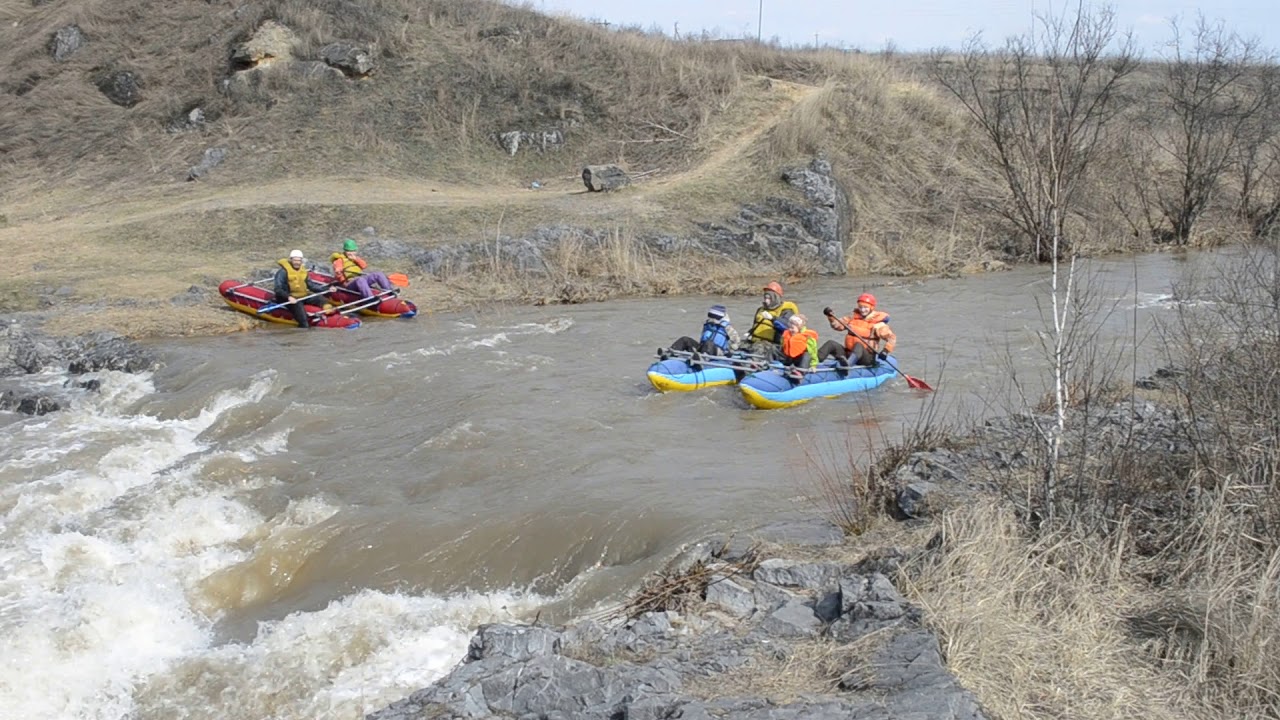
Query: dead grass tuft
[[684, 632, 887, 704]]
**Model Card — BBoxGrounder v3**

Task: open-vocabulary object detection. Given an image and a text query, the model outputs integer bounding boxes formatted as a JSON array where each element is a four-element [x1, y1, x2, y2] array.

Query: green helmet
[[342, 238, 358, 252]]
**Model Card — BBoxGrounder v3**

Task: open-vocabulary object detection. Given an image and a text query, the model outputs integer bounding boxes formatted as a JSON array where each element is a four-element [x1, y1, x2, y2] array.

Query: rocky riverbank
[[0, 320, 156, 415]]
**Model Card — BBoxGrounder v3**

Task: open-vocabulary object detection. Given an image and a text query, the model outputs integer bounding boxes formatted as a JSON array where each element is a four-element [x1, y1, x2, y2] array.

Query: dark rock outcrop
[[0, 390, 61, 415], [95, 69, 142, 107], [354, 157, 851, 279], [582, 164, 630, 192], [0, 323, 156, 416], [496, 128, 567, 155], [320, 42, 376, 77], [167, 106, 207, 133], [693, 158, 849, 274]]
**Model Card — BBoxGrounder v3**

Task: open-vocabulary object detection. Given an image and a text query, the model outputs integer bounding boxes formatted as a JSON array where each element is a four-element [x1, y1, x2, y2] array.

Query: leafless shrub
[[1135, 16, 1279, 246], [926, 4, 1138, 262]]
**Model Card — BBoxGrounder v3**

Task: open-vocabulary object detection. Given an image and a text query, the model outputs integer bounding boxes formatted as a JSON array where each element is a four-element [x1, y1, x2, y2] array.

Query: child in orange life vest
[[818, 293, 896, 368], [780, 313, 819, 379]]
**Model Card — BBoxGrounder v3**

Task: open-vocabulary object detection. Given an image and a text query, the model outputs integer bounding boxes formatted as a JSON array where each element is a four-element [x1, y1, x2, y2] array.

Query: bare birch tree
[[927, 5, 1137, 522]]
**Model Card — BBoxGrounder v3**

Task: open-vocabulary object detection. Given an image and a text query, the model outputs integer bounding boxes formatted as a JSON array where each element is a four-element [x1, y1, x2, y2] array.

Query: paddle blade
[[903, 374, 934, 391], [387, 273, 410, 287]]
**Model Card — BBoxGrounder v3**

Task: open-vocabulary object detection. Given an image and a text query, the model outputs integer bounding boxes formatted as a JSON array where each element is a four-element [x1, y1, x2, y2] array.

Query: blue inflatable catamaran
[[736, 356, 901, 409], [646, 349, 773, 392]]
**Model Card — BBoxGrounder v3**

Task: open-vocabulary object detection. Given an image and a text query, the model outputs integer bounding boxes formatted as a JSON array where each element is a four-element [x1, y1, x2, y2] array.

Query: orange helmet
[[764, 282, 784, 296], [857, 293, 877, 308]]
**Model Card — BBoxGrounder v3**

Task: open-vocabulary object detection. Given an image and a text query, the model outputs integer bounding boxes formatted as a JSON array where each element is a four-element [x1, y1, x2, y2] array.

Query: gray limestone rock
[[320, 42, 376, 76], [50, 25, 86, 62], [582, 164, 630, 192], [0, 389, 61, 415], [753, 559, 846, 591], [704, 575, 755, 617], [466, 624, 560, 663], [752, 581, 794, 614], [95, 69, 142, 107], [896, 480, 940, 518], [65, 331, 156, 375], [187, 147, 227, 181], [759, 599, 821, 638]]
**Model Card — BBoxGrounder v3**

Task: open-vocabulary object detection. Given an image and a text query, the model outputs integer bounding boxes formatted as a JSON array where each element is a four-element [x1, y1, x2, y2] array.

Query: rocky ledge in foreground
[[368, 517, 986, 720], [0, 320, 156, 415]]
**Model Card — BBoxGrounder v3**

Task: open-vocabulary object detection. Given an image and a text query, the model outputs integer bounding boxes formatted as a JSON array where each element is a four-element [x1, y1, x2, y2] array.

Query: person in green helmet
[[330, 238, 395, 298]]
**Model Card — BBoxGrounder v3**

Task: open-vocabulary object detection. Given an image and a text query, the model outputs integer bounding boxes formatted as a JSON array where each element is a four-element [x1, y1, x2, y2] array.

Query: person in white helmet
[[272, 249, 331, 328]]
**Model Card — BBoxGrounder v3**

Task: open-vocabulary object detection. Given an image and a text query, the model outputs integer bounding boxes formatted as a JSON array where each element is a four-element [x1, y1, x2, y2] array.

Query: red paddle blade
[[387, 273, 410, 287], [903, 374, 934, 391]]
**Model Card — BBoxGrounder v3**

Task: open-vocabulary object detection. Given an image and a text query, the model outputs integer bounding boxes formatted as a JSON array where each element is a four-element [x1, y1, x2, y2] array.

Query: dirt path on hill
[[5, 79, 822, 233]]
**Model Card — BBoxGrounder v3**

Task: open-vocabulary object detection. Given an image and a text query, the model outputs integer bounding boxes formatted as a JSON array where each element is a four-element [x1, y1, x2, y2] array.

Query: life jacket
[[699, 319, 733, 353], [330, 252, 367, 282], [842, 310, 890, 352], [748, 300, 799, 344], [277, 258, 310, 297], [782, 328, 819, 367]]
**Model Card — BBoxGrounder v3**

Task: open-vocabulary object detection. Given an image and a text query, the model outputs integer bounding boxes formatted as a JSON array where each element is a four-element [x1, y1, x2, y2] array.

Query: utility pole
[[757, 0, 763, 42]]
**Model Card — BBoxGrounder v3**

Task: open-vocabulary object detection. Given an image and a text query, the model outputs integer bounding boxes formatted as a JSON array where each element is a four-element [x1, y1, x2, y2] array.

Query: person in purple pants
[[329, 238, 394, 298]]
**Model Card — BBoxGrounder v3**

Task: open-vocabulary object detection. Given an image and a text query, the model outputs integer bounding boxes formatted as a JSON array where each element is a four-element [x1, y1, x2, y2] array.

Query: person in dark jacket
[[273, 249, 330, 328]]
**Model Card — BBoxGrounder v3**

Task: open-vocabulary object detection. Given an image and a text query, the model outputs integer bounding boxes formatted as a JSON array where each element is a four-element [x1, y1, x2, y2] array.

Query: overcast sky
[[528, 0, 1277, 54]]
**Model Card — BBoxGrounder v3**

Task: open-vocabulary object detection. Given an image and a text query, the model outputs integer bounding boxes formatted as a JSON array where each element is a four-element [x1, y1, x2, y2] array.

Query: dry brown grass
[[905, 505, 1191, 720], [7, 0, 977, 336], [436, 226, 763, 309], [3, 0, 1265, 339]]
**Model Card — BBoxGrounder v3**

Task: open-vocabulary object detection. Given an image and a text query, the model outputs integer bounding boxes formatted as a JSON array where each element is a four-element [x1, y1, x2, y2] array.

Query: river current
[[0, 252, 1212, 719]]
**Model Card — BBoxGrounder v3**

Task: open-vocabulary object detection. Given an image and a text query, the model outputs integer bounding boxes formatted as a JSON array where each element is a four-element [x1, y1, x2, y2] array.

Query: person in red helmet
[[742, 281, 800, 359], [819, 292, 896, 369]]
